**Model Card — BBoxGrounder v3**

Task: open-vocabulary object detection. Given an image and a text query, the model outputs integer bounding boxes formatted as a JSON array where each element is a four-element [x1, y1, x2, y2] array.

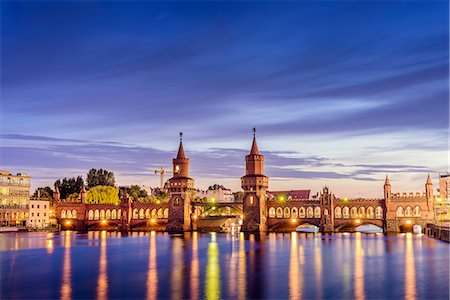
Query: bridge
[[55, 132, 437, 233]]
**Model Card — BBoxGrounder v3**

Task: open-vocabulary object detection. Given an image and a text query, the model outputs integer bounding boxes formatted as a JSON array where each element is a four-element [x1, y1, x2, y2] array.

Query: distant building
[[439, 173, 449, 200], [28, 199, 50, 229], [267, 190, 311, 201], [0, 170, 31, 227], [195, 187, 234, 203]]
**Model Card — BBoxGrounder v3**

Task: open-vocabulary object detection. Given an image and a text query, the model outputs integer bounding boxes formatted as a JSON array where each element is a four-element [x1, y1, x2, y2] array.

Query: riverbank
[[426, 223, 450, 242]]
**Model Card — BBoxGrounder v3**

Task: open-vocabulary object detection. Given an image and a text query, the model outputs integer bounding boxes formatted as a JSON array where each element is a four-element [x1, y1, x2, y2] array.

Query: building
[[435, 173, 450, 222], [0, 170, 31, 227], [28, 199, 50, 229], [439, 173, 449, 200], [195, 187, 234, 203]]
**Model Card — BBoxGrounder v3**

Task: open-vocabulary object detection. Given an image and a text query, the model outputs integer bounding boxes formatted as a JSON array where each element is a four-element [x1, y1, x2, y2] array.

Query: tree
[[86, 186, 119, 204], [54, 176, 84, 199], [208, 184, 225, 190], [32, 186, 54, 199], [233, 191, 244, 202], [86, 168, 115, 189], [119, 185, 148, 201]]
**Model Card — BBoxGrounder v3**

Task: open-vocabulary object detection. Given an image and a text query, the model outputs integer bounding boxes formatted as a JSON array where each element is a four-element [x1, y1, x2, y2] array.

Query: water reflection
[[354, 232, 366, 300], [171, 237, 183, 300], [61, 231, 72, 300], [206, 233, 221, 300], [97, 231, 108, 300], [190, 232, 199, 300], [289, 232, 302, 300], [1, 232, 448, 300], [405, 233, 417, 299], [146, 231, 158, 300]]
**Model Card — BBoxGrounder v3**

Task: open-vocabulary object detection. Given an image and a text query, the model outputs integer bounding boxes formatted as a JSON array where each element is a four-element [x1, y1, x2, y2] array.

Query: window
[[44, 205, 47, 209], [32, 213, 34, 217], [376, 206, 383, 219], [291, 207, 298, 218], [133, 209, 138, 219], [366, 207, 374, 219], [106, 210, 111, 220], [335, 207, 342, 218], [158, 208, 163, 218], [396, 206, 404, 217], [276, 207, 283, 218], [284, 207, 290, 218], [44, 213, 46, 217], [164, 208, 169, 218], [175, 165, 180, 173], [145, 209, 151, 218], [174, 198, 180, 206], [405, 206, 412, 217], [32, 205, 34, 209], [100, 210, 105, 219], [111, 210, 117, 220], [413, 206, 420, 217], [299, 207, 305, 218], [37, 205, 40, 209], [88, 210, 94, 220], [139, 209, 145, 219], [248, 195, 254, 205], [269, 207, 276, 218], [350, 207, 357, 218], [314, 207, 321, 218], [359, 207, 365, 217], [307, 207, 313, 218]]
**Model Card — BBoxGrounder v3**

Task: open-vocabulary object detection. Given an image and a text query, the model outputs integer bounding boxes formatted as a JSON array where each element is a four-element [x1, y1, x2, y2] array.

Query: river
[[0, 231, 448, 299]]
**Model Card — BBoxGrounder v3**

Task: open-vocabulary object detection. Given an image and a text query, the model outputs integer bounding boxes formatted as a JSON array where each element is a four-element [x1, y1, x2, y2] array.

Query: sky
[[1, 1, 448, 198]]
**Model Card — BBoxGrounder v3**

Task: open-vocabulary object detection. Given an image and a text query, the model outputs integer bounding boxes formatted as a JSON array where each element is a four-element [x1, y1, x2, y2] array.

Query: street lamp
[[355, 219, 361, 224], [291, 218, 297, 223], [150, 218, 156, 224], [65, 220, 71, 225], [101, 219, 107, 225], [406, 220, 412, 225]]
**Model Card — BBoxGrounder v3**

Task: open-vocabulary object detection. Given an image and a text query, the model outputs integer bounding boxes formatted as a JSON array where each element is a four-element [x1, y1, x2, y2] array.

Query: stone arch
[[145, 209, 151, 218], [276, 207, 283, 218], [66, 210, 72, 219], [94, 210, 100, 220], [335, 207, 342, 218], [396, 206, 404, 217], [61, 210, 66, 219], [100, 209, 105, 220], [366, 207, 374, 219], [133, 208, 139, 219], [106, 209, 111, 220], [306, 207, 313, 218], [163, 208, 169, 218], [284, 207, 290, 218], [151, 208, 157, 218], [299, 207, 306, 218], [405, 206, 412, 217], [111, 209, 117, 220], [291, 207, 298, 218], [88, 210, 94, 220], [314, 207, 321, 218], [118, 209, 121, 219], [343, 207, 350, 218], [139, 208, 145, 219], [376, 206, 383, 219], [269, 207, 276, 218], [413, 206, 421, 217], [157, 208, 163, 218], [350, 207, 357, 218], [359, 207, 365, 217], [72, 210, 77, 219], [324, 208, 328, 216]]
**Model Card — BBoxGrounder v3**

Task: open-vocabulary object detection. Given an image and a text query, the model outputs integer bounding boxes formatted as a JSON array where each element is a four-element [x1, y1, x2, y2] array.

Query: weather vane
[[253, 127, 256, 137], [179, 132, 183, 141]]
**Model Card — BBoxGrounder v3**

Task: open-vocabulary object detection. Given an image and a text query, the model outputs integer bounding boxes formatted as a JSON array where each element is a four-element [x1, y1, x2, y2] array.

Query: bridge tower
[[320, 187, 334, 233], [167, 133, 195, 233], [241, 129, 269, 232]]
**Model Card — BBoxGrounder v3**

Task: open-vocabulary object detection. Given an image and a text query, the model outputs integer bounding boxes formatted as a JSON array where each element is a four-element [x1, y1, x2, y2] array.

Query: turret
[[245, 128, 264, 176], [384, 175, 391, 201], [425, 174, 433, 200], [54, 185, 60, 202], [80, 185, 86, 203], [173, 132, 190, 178]]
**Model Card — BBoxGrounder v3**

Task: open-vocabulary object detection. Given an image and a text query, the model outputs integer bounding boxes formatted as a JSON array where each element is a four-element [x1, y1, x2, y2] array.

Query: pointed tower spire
[[250, 127, 259, 155], [426, 174, 432, 185], [177, 132, 186, 159], [385, 175, 390, 185]]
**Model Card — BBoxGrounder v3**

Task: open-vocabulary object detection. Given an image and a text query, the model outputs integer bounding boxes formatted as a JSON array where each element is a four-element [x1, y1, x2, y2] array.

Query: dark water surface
[[1, 231, 448, 299]]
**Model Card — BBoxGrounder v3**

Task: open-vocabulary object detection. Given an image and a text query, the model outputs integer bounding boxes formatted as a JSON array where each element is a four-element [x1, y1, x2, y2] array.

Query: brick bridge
[[55, 133, 436, 233]]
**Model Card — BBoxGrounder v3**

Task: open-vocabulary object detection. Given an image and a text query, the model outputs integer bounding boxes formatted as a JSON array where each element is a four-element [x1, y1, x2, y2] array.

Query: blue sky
[[1, 1, 448, 197]]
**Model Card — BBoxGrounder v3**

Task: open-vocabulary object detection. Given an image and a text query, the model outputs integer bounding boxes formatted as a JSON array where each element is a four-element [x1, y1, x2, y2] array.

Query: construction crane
[[154, 166, 172, 189]]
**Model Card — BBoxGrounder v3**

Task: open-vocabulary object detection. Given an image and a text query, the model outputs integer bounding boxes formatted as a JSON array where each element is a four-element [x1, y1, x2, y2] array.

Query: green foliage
[[66, 192, 80, 202], [55, 176, 84, 199], [86, 185, 119, 204], [119, 185, 148, 201], [86, 168, 115, 189], [154, 190, 170, 203], [207, 184, 225, 190], [233, 191, 244, 202], [32, 186, 54, 199]]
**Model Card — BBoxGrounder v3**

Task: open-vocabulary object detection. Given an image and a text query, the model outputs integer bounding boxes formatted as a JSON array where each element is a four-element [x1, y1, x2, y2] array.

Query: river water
[[1, 231, 448, 299]]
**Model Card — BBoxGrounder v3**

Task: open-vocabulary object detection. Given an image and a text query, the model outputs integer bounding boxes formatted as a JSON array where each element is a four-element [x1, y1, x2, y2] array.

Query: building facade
[[28, 199, 50, 229], [0, 170, 31, 227]]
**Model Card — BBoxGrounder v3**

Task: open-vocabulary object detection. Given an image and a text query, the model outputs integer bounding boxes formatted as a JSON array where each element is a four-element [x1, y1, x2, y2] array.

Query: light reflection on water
[[0, 232, 449, 299]]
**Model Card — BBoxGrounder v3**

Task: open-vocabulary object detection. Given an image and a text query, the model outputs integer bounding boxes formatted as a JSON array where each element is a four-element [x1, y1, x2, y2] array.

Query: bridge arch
[[111, 209, 117, 220], [299, 207, 305, 218], [306, 207, 313, 218], [335, 206, 342, 218], [88, 210, 94, 220], [276, 207, 283, 218], [413, 206, 420, 217], [396, 206, 404, 217], [343, 207, 349, 218], [61, 210, 66, 219], [291, 207, 298, 218], [164, 208, 169, 218], [157, 208, 163, 218], [145, 209, 150, 218], [139, 208, 144, 219], [133, 208, 138, 219], [269, 207, 276, 218], [314, 207, 321, 218], [405, 206, 412, 217], [350, 207, 357, 218], [106, 209, 111, 219], [284, 207, 290, 218], [72, 210, 77, 219], [375, 206, 383, 219], [100, 210, 105, 219], [67, 210, 72, 219], [151, 208, 157, 218]]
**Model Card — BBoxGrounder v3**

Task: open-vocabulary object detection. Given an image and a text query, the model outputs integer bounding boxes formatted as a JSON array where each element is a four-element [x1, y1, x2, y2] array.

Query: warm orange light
[[355, 219, 361, 224], [65, 220, 71, 225], [406, 220, 412, 225], [291, 218, 297, 223], [150, 218, 156, 224], [193, 215, 198, 219], [101, 219, 107, 225]]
